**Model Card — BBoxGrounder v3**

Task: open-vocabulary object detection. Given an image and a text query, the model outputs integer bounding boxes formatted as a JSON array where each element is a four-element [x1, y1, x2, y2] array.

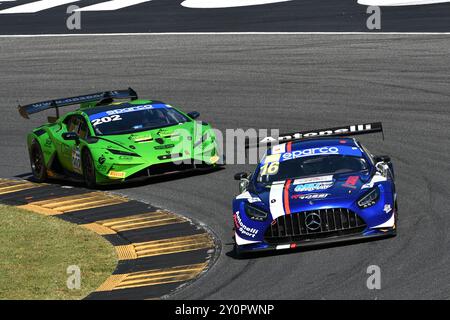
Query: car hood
[[254, 172, 374, 212], [94, 122, 196, 159]]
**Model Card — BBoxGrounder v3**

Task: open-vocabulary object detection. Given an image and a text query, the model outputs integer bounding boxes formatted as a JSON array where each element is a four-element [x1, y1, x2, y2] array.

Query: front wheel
[[30, 140, 47, 182], [82, 149, 97, 189]]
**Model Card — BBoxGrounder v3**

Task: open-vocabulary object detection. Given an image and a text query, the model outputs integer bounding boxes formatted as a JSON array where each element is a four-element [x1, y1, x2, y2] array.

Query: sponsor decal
[[71, 147, 81, 172], [154, 144, 175, 150], [294, 182, 333, 192], [234, 211, 259, 238], [131, 135, 153, 142], [271, 144, 286, 155], [384, 204, 392, 214], [108, 171, 126, 179], [264, 153, 281, 163], [119, 156, 133, 160], [291, 193, 330, 200], [89, 104, 167, 121], [281, 147, 339, 161], [293, 175, 333, 185], [260, 123, 376, 144], [98, 155, 106, 165], [342, 175, 359, 189]]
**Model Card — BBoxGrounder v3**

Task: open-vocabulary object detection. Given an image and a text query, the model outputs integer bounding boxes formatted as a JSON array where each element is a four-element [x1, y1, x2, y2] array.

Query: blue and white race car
[[232, 123, 397, 255]]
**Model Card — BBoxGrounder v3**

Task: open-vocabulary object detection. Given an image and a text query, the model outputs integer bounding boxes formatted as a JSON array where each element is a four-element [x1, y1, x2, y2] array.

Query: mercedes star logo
[[305, 212, 321, 231]]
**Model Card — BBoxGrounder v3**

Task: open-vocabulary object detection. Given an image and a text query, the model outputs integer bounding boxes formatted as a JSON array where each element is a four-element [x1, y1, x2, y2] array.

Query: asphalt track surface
[[1, 0, 450, 34], [1, 34, 450, 299]]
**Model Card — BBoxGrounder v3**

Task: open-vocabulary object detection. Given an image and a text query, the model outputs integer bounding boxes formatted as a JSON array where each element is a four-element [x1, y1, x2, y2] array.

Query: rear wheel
[[30, 140, 47, 182], [82, 149, 97, 189]]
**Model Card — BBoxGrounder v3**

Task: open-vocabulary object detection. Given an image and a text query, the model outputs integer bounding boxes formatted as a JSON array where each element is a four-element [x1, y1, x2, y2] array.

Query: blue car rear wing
[[246, 122, 384, 149], [18, 87, 138, 119]]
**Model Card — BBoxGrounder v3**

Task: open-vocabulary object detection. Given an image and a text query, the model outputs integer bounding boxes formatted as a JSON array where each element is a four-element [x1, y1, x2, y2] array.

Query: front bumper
[[234, 228, 396, 255], [96, 160, 220, 185]]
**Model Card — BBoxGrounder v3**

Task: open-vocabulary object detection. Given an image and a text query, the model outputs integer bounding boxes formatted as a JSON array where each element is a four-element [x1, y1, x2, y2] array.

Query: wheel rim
[[85, 153, 95, 183], [32, 147, 43, 175]]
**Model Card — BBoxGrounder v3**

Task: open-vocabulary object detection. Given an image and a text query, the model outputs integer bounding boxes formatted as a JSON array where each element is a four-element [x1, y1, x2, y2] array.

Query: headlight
[[244, 203, 268, 221], [107, 148, 140, 157], [357, 187, 380, 208]]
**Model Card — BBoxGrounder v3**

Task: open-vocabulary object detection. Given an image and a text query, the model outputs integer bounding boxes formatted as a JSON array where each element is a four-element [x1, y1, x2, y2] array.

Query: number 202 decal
[[91, 115, 122, 126]]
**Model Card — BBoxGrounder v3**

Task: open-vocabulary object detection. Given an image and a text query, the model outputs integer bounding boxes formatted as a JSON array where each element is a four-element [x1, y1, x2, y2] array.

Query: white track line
[[181, 0, 291, 9], [1, 32, 450, 38], [358, 0, 450, 5], [0, 0, 78, 14], [75, 0, 152, 12]]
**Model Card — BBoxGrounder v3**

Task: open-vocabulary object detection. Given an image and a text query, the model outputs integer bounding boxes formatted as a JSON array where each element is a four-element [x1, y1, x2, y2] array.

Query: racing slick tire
[[82, 149, 97, 189], [394, 200, 399, 234], [30, 140, 48, 182]]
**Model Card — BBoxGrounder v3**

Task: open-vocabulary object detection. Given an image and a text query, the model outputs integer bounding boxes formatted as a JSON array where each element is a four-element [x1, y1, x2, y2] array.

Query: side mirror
[[47, 116, 58, 124], [62, 132, 79, 142], [234, 172, 249, 181], [374, 155, 391, 163], [187, 111, 200, 119], [235, 172, 250, 193]]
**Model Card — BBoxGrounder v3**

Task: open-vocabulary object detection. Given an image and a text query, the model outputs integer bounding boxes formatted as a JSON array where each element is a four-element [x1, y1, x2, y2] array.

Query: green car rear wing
[[18, 87, 138, 119]]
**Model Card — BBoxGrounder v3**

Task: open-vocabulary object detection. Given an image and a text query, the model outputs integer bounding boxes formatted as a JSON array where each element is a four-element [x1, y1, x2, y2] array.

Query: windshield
[[89, 104, 190, 135], [257, 154, 368, 184]]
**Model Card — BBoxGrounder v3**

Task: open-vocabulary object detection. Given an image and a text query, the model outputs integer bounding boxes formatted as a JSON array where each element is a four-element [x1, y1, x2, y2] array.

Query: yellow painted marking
[[21, 192, 128, 215], [96, 263, 208, 291], [95, 274, 128, 292], [34, 193, 103, 208], [17, 204, 61, 216], [0, 181, 22, 187], [28, 192, 101, 207], [82, 223, 116, 235], [115, 244, 138, 260], [133, 233, 214, 258], [54, 198, 125, 212], [0, 181, 40, 195], [98, 211, 187, 232]]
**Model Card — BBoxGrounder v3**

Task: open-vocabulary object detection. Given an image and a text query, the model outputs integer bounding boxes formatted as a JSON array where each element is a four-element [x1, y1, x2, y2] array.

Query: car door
[[54, 115, 84, 174]]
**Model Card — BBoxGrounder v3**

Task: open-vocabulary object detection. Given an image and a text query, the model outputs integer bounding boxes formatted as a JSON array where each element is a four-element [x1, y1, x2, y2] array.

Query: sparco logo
[[260, 123, 375, 144]]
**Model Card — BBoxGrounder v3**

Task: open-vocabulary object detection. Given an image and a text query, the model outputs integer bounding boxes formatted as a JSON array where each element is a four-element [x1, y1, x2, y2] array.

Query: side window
[[77, 117, 89, 140], [66, 116, 79, 133]]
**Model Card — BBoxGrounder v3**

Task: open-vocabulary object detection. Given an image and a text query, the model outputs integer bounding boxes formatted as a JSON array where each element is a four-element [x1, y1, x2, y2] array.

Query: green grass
[[0, 204, 117, 299]]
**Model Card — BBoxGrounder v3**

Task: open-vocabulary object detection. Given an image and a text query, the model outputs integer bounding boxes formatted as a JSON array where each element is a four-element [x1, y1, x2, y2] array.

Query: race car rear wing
[[246, 122, 384, 149], [18, 87, 138, 119]]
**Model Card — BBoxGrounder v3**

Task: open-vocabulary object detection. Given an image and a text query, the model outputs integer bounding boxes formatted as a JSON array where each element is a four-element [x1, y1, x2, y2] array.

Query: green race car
[[19, 88, 220, 188]]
